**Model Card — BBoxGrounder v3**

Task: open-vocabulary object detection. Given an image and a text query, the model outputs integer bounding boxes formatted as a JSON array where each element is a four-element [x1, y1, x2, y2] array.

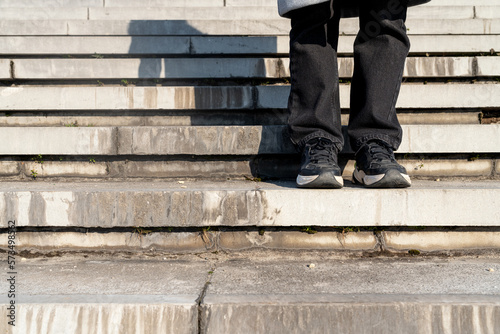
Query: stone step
[[1, 35, 498, 54], [1, 84, 498, 111], [0, 253, 498, 334], [5, 57, 498, 79], [2, 6, 496, 21], [1, 156, 495, 181], [3, 229, 500, 253], [0, 0, 497, 7], [2, 19, 499, 36], [1, 180, 500, 227], [1, 124, 499, 155], [0, 59, 10, 80], [0, 112, 481, 127]]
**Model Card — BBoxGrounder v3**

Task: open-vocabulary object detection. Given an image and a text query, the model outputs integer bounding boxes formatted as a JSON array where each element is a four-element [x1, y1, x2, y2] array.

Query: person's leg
[[287, 0, 343, 152], [287, 1, 344, 188], [348, 0, 410, 151], [348, 0, 411, 188]]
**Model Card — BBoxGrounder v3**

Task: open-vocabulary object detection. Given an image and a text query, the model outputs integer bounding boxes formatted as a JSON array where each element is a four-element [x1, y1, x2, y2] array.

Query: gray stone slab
[[477, 56, 500, 76], [0, 59, 10, 79], [12, 58, 283, 79], [0, 86, 253, 110], [0, 36, 190, 55], [88, 6, 282, 20], [1, 124, 499, 155], [117, 125, 293, 155], [1, 19, 499, 36], [105, 0, 223, 6], [202, 295, 500, 334], [202, 255, 500, 333], [0, 7, 88, 20], [0, 111, 480, 127], [1, 180, 500, 227], [0, 231, 210, 252], [2, 35, 497, 54], [0, 127, 116, 155], [0, 0, 103, 6], [0, 255, 207, 333], [256, 84, 500, 109], [11, 57, 486, 79], [476, 6, 500, 19], [383, 231, 500, 252]]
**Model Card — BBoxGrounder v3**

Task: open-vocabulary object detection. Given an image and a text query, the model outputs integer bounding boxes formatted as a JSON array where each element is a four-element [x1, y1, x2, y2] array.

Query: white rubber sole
[[296, 173, 344, 188], [353, 168, 411, 188]]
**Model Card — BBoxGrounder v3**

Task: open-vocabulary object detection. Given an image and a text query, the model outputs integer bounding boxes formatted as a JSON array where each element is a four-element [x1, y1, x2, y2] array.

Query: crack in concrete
[[196, 263, 216, 334]]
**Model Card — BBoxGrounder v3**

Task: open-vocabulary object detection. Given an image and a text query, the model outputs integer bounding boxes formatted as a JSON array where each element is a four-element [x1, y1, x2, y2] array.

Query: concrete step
[[0, 156, 495, 180], [1, 253, 498, 334], [5, 57, 498, 79], [1, 124, 500, 155], [1, 84, 498, 111], [0, 0, 497, 7], [3, 228, 500, 253], [0, 112, 481, 127], [1, 180, 500, 227], [2, 6, 496, 21], [1, 35, 499, 54], [1, 19, 499, 36]]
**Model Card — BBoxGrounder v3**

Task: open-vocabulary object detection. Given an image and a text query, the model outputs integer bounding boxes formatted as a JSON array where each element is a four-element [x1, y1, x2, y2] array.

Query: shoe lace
[[308, 138, 336, 163], [366, 140, 396, 163]]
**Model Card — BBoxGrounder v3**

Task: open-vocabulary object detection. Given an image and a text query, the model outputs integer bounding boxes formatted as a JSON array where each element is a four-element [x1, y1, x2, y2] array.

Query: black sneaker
[[353, 139, 411, 188], [296, 137, 343, 188]]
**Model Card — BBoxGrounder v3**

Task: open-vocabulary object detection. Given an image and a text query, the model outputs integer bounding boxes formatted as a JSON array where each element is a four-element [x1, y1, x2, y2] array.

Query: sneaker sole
[[297, 172, 344, 189], [353, 168, 411, 188]]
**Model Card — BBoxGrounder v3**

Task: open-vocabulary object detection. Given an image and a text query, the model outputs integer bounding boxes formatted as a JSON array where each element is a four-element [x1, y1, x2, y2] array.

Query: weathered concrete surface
[[383, 231, 500, 252], [0, 0, 103, 7], [0, 252, 498, 334], [0, 255, 208, 334], [343, 159, 494, 178], [0, 127, 116, 155], [80, 6, 478, 21], [88, 6, 283, 20], [22, 161, 109, 178], [218, 231, 378, 251], [0, 86, 253, 110], [0, 59, 11, 79], [1, 180, 500, 228], [0, 161, 19, 176], [0, 111, 481, 127], [0, 231, 212, 252], [116, 126, 293, 155], [0, 7, 88, 20], [476, 6, 500, 19], [257, 84, 500, 109], [1, 84, 498, 110], [2, 124, 499, 155], [202, 294, 500, 334], [10, 57, 492, 79], [1, 124, 499, 155], [104, 0, 223, 6], [477, 57, 500, 76], [201, 254, 500, 333], [11, 58, 283, 79], [4, 34, 496, 55], [2, 157, 493, 180], [1, 19, 499, 36]]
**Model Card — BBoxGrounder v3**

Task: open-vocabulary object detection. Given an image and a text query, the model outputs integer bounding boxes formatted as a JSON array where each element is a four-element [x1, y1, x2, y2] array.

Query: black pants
[[287, 0, 410, 153]]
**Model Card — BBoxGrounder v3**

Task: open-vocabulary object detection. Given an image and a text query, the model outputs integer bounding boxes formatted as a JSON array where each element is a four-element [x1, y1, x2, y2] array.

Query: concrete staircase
[[1, 0, 500, 333]]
